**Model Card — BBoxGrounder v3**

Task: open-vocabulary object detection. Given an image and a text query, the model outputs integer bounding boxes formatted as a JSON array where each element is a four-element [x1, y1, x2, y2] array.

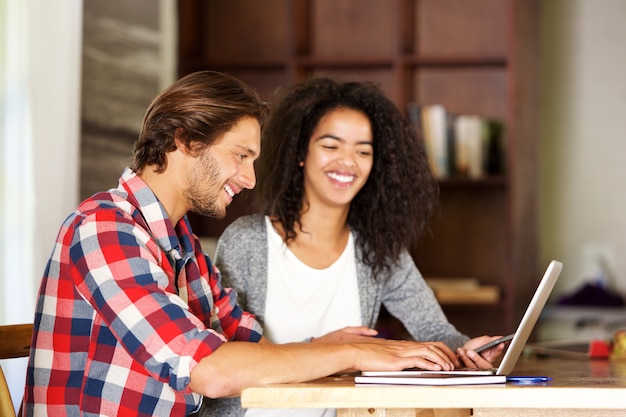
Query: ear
[[174, 128, 198, 158], [174, 129, 204, 158], [173, 128, 186, 150]]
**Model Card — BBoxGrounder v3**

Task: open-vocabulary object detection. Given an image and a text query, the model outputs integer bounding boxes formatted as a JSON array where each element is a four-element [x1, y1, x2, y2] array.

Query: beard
[[183, 151, 228, 219]]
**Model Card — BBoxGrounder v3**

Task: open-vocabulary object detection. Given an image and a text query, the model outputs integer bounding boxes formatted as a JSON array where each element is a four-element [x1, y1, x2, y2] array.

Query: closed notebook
[[355, 372, 506, 386]]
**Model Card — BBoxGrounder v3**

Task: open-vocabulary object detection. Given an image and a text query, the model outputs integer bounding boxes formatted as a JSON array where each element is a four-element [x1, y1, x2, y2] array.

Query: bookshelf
[[177, 0, 540, 337]]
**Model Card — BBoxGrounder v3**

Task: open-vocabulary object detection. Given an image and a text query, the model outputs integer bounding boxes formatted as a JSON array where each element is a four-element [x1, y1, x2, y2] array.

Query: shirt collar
[[118, 167, 195, 260]]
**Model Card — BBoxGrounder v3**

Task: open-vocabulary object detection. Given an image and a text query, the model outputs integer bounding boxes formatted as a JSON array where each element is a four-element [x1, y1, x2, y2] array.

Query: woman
[[201, 78, 504, 417]]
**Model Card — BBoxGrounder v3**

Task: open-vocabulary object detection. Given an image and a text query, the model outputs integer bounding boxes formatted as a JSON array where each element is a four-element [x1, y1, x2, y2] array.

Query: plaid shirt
[[24, 168, 263, 417]]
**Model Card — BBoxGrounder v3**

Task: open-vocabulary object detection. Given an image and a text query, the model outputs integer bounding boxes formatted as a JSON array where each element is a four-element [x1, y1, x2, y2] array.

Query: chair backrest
[[0, 323, 33, 417]]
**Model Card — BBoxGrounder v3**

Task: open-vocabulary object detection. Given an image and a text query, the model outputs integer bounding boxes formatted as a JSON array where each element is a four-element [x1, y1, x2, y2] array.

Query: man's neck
[[138, 164, 188, 226]]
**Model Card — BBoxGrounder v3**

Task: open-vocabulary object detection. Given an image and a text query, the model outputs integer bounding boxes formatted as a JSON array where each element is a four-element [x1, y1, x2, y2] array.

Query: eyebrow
[[316, 134, 373, 146]]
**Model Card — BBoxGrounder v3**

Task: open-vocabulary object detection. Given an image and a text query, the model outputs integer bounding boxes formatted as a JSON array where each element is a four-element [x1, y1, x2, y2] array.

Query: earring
[[298, 161, 304, 167]]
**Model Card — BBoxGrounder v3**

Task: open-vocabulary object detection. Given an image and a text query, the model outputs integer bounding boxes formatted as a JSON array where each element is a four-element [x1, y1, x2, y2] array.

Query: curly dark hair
[[130, 70, 269, 173], [255, 77, 438, 276]]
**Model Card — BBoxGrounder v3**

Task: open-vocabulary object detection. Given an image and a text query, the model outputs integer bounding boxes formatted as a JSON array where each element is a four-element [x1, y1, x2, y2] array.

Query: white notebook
[[355, 372, 506, 386]]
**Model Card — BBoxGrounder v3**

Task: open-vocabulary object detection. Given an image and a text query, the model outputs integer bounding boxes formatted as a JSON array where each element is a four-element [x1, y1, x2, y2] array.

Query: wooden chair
[[0, 323, 33, 417]]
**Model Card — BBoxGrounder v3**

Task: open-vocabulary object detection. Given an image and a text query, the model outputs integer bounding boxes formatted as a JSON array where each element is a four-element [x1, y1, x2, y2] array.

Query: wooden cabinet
[[178, 0, 540, 337]]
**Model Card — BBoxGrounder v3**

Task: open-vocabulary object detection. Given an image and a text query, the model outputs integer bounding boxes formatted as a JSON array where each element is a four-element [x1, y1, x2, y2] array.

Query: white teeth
[[224, 184, 235, 197], [327, 172, 355, 183]]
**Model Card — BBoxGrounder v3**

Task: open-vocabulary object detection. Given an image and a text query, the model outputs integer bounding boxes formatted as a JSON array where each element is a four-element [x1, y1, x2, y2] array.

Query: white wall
[[540, 0, 626, 299], [1, 1, 83, 323], [1, 0, 176, 411], [0, 0, 83, 412]]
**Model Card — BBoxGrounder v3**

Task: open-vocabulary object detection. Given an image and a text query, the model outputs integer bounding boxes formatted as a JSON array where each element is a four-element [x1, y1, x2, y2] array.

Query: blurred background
[[2, 0, 626, 409]]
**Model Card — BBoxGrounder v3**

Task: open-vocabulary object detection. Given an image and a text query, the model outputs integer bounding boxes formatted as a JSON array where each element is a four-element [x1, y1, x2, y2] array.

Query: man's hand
[[190, 336, 462, 398], [348, 338, 461, 373], [312, 326, 462, 371]]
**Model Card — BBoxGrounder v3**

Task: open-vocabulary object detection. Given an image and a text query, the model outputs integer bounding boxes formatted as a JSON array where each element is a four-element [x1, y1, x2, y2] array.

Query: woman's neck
[[298, 203, 349, 243], [272, 204, 350, 269]]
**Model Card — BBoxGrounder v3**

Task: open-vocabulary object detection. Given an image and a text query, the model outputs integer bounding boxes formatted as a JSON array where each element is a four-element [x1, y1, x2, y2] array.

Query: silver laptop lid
[[496, 260, 563, 375]]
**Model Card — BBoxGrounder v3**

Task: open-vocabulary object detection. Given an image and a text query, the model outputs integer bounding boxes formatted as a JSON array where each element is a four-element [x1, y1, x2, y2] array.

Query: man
[[24, 71, 460, 417]]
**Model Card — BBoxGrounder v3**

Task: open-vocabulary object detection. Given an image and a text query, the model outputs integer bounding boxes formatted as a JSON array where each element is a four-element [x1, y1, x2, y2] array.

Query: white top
[[244, 216, 362, 417], [262, 216, 362, 344]]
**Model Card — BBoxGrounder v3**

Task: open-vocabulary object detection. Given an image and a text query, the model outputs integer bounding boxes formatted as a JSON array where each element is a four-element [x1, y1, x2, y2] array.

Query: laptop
[[360, 260, 563, 379]]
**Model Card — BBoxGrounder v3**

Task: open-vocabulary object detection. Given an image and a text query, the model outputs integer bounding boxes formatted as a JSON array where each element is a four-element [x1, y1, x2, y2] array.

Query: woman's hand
[[310, 326, 379, 343], [457, 335, 507, 369]]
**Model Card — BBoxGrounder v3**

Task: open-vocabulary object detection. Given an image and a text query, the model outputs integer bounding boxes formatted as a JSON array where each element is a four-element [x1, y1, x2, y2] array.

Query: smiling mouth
[[327, 172, 355, 184], [224, 184, 235, 198]]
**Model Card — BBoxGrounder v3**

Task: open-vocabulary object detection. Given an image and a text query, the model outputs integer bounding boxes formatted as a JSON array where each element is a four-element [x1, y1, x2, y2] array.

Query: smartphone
[[473, 333, 515, 354]]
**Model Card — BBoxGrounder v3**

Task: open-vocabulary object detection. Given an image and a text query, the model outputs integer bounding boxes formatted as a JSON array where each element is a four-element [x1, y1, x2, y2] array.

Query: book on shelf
[[407, 102, 505, 180], [422, 104, 449, 178], [425, 277, 500, 305], [454, 114, 483, 179], [355, 372, 506, 386]]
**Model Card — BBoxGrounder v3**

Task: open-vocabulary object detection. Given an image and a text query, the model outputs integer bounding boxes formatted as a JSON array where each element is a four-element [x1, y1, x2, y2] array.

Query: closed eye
[[233, 144, 259, 162]]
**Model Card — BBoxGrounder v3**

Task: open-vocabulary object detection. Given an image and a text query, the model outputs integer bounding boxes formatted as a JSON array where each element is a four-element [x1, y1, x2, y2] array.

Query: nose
[[239, 162, 256, 190], [339, 148, 357, 167]]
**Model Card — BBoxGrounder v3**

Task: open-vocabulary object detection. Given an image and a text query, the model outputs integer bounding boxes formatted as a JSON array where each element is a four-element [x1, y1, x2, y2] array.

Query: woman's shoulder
[[220, 213, 266, 242], [216, 214, 267, 263], [228, 212, 265, 228]]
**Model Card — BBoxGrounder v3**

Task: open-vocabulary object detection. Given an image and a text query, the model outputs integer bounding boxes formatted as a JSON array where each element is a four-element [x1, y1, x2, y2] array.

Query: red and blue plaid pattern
[[24, 168, 262, 416]]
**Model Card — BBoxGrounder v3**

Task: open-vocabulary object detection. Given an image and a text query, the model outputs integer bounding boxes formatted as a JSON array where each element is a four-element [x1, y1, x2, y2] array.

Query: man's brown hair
[[130, 70, 268, 173]]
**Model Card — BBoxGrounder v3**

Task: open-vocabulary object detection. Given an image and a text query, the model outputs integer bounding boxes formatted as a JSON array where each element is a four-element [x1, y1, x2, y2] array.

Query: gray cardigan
[[198, 213, 468, 417]]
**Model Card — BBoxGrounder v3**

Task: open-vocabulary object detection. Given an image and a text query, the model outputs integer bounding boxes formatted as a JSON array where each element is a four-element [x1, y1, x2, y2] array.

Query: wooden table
[[241, 356, 626, 417]]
